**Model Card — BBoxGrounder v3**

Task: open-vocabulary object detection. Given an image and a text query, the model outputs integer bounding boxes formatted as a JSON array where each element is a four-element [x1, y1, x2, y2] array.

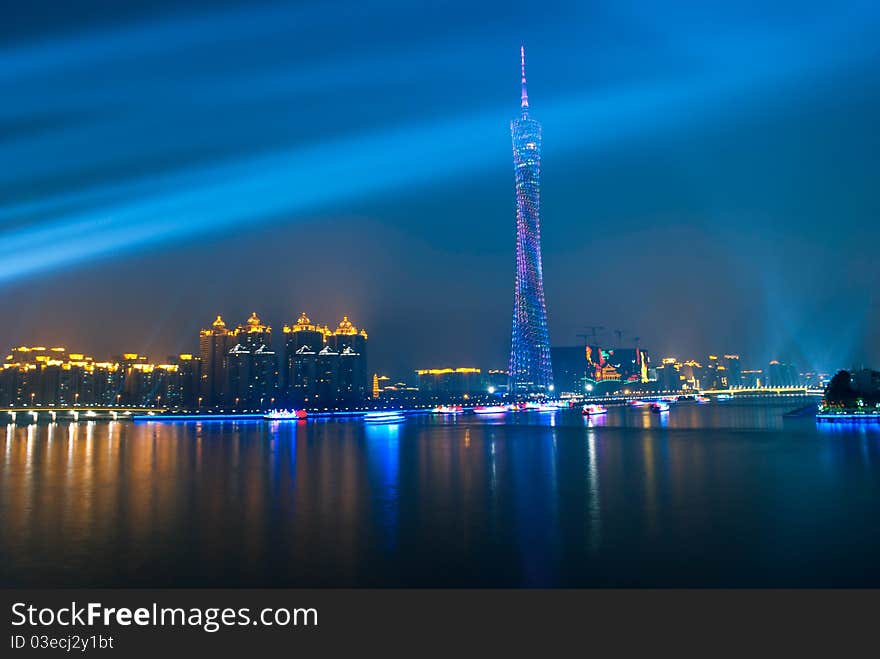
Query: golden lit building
[[282, 312, 326, 401], [227, 312, 277, 408], [199, 315, 234, 407], [0, 346, 123, 407], [416, 367, 482, 397], [280, 313, 369, 405], [329, 316, 368, 402]]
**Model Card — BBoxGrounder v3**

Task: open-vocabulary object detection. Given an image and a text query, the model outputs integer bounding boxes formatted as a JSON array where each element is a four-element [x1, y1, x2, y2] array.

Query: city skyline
[[0, 336, 826, 414], [0, 319, 830, 403], [0, 308, 828, 379], [1, 1, 879, 376]]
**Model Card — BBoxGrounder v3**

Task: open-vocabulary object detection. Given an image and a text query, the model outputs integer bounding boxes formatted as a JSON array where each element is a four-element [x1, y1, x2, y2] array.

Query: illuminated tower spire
[[508, 47, 553, 397]]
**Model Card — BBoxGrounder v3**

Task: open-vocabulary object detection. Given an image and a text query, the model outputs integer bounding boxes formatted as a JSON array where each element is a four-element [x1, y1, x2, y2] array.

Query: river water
[[2, 399, 879, 587]]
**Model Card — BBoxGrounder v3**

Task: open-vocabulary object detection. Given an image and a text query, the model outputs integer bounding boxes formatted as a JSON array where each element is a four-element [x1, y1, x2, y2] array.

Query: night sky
[[1, 0, 878, 376]]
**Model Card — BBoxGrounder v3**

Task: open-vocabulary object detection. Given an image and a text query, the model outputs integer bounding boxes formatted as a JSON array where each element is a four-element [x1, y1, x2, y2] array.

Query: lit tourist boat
[[523, 402, 558, 412], [432, 405, 463, 414], [816, 404, 880, 423], [816, 411, 880, 422], [582, 404, 607, 416], [364, 411, 405, 423], [264, 409, 307, 420], [473, 405, 508, 415], [649, 401, 670, 413], [695, 395, 711, 403]]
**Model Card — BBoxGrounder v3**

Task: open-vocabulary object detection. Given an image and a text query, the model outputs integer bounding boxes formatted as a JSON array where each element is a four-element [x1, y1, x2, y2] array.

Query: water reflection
[[1, 404, 880, 587], [365, 422, 400, 551], [641, 434, 659, 537], [817, 421, 880, 437], [586, 429, 601, 553]]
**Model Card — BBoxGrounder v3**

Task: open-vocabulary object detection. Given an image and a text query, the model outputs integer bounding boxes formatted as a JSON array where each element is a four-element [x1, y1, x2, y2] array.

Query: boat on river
[[650, 401, 670, 413], [264, 409, 307, 420], [473, 406, 508, 415], [582, 404, 607, 416], [364, 411, 405, 423]]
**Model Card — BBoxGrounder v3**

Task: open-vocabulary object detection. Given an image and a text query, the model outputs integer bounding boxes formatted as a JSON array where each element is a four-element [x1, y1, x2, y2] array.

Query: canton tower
[[508, 46, 553, 397]]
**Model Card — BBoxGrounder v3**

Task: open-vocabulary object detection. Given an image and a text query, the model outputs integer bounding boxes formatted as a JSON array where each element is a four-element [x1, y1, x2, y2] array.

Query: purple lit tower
[[508, 46, 553, 397]]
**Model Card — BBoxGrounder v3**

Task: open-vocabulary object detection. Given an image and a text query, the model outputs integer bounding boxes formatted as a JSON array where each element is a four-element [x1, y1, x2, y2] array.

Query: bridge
[[581, 386, 823, 404], [2, 407, 165, 424], [698, 386, 824, 397]]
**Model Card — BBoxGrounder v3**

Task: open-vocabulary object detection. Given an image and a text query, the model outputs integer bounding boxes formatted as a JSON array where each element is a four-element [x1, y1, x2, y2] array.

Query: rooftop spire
[[520, 45, 529, 114]]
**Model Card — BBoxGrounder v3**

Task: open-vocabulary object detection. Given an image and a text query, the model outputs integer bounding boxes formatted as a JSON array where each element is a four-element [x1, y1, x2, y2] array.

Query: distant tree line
[[824, 369, 880, 407]]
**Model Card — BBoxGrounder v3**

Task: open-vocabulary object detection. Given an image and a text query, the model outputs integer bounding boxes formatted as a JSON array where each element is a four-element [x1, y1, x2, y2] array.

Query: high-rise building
[[199, 315, 234, 407], [658, 358, 682, 391], [508, 47, 553, 397], [227, 312, 277, 409], [768, 360, 799, 387], [550, 346, 588, 395], [236, 312, 272, 348], [703, 355, 726, 389], [679, 360, 703, 389], [415, 368, 482, 397], [150, 363, 180, 408], [117, 353, 151, 405], [328, 316, 368, 402], [226, 343, 252, 408], [282, 312, 328, 404], [250, 344, 277, 407], [741, 369, 763, 388], [316, 345, 339, 403], [485, 369, 509, 394], [724, 355, 742, 388], [166, 353, 200, 409]]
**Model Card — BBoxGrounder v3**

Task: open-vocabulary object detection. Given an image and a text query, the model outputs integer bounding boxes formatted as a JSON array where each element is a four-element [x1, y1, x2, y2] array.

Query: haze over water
[[2, 401, 880, 587]]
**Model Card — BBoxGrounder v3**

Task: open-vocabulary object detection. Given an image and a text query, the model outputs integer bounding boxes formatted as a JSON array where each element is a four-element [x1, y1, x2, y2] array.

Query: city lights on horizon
[[0, 39, 867, 397]]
